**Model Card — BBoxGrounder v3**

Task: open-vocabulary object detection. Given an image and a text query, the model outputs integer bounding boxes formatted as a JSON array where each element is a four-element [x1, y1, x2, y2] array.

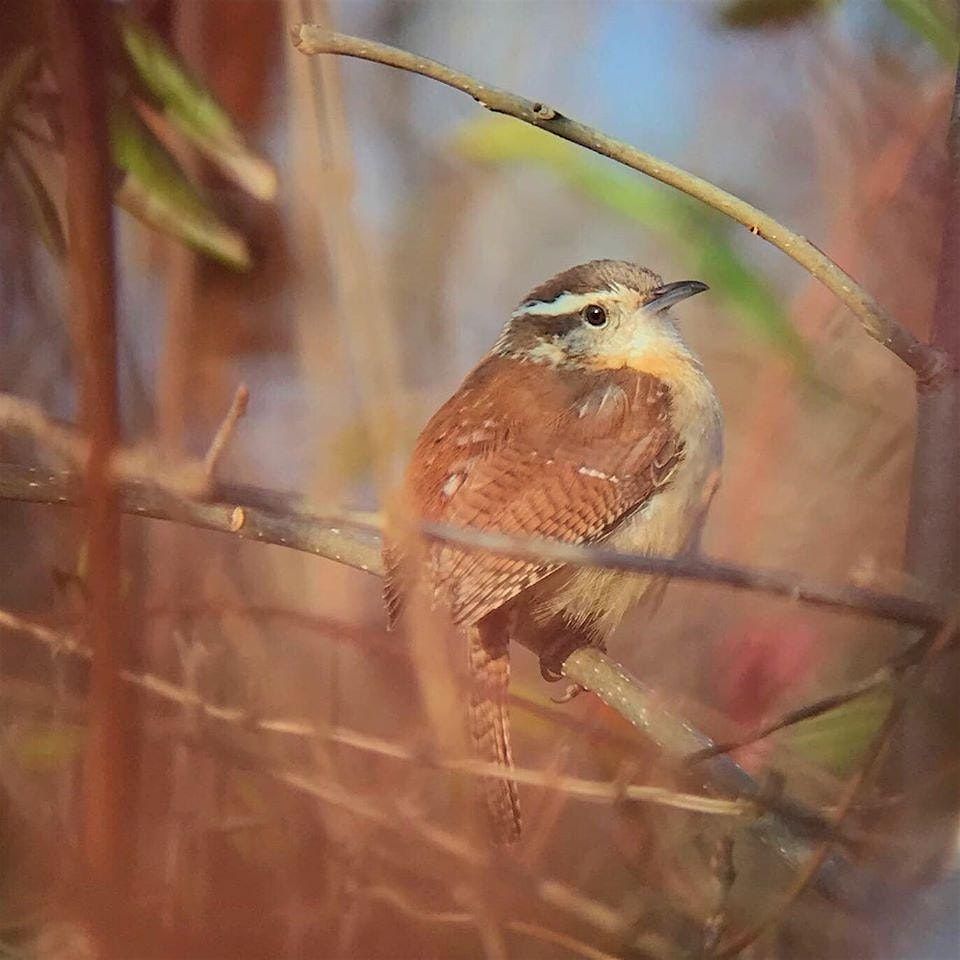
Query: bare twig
[[0, 391, 241, 498], [687, 628, 951, 764], [536, 880, 627, 937], [0, 457, 946, 898], [363, 887, 622, 960], [291, 25, 946, 386], [361, 885, 471, 925], [0, 464, 944, 630], [703, 835, 736, 955], [418, 522, 947, 630], [505, 920, 620, 960], [0, 605, 749, 819], [201, 384, 250, 479]]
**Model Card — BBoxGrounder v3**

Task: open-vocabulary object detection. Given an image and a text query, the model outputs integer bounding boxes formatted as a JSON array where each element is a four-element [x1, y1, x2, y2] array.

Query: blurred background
[[0, 0, 957, 957]]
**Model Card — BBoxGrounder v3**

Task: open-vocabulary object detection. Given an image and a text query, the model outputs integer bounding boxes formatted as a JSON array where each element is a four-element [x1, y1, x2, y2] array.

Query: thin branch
[[687, 628, 951, 764], [1, 459, 938, 900], [190, 724, 645, 946], [0, 392, 221, 498], [363, 887, 623, 960], [703, 835, 736, 955], [0, 459, 945, 898], [202, 384, 249, 480], [10, 118, 57, 148], [555, 647, 861, 873], [0, 605, 749, 819], [419, 522, 947, 629], [291, 25, 947, 387], [505, 920, 621, 960], [0, 463, 944, 629]]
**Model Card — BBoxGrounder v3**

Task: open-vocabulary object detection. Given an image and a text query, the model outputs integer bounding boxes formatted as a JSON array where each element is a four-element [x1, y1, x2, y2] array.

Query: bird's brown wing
[[385, 356, 682, 627]]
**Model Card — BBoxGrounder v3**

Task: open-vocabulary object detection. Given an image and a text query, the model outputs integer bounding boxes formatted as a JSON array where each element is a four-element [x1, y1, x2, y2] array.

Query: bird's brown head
[[493, 260, 708, 378]]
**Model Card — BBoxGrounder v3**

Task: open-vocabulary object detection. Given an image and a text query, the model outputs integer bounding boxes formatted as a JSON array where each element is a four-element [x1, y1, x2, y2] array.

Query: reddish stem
[[44, 0, 137, 891]]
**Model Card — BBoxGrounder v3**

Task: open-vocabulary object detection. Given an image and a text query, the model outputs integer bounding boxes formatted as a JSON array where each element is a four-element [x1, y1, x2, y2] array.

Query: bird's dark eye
[[583, 304, 607, 327]]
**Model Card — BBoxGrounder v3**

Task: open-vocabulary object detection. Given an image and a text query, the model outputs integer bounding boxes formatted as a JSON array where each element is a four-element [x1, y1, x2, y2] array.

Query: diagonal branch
[[291, 25, 947, 387]]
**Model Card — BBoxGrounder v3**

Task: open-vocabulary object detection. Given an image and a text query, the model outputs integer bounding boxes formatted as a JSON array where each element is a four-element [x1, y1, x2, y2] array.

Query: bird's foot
[[550, 683, 586, 704]]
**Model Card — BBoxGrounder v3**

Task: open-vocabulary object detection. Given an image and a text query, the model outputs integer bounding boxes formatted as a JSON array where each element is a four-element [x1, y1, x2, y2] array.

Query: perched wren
[[385, 260, 723, 843]]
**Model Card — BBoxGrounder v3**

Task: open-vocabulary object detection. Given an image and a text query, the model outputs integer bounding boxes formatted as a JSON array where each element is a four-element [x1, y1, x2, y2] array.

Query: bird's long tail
[[466, 623, 521, 844]]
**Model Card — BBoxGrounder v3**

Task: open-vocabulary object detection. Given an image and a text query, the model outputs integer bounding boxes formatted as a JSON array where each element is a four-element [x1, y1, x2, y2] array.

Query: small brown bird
[[385, 260, 723, 843]]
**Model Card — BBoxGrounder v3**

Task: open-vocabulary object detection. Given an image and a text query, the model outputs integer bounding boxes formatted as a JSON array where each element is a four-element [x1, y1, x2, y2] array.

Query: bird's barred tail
[[466, 624, 521, 844]]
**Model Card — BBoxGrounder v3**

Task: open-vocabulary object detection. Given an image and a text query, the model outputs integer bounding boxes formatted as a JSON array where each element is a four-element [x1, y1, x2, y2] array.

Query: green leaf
[[455, 116, 810, 368], [110, 104, 251, 270], [5, 144, 66, 258], [116, 12, 277, 201], [884, 0, 960, 64], [0, 46, 40, 150], [780, 686, 893, 775]]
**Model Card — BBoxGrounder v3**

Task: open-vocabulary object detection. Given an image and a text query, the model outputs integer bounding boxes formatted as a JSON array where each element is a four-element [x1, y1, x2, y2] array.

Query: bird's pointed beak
[[647, 280, 709, 314]]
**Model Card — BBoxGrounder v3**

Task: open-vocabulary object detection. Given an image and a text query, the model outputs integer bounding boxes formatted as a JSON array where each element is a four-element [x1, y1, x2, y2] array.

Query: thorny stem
[[291, 25, 948, 387]]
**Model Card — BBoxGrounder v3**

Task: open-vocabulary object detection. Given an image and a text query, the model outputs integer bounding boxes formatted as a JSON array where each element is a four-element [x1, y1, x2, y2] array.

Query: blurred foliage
[[719, 0, 835, 29], [455, 115, 811, 370], [14, 723, 84, 774], [719, 0, 959, 64], [111, 103, 251, 270], [780, 686, 892, 775], [0, 8, 276, 269], [117, 14, 277, 203], [884, 0, 960, 63]]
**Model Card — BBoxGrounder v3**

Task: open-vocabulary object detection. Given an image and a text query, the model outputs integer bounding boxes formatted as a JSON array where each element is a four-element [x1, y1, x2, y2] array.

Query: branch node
[[530, 101, 557, 121], [229, 506, 246, 532]]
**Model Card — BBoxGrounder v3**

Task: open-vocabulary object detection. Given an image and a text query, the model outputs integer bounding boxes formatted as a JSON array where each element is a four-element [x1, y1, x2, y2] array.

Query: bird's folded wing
[[385, 358, 682, 626]]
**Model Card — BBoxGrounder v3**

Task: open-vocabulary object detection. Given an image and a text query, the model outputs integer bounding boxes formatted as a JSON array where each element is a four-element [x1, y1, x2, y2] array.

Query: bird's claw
[[550, 683, 586, 704], [539, 658, 565, 683]]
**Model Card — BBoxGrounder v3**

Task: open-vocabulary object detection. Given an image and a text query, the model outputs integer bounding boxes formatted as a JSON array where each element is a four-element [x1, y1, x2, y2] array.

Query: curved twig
[[291, 25, 947, 387]]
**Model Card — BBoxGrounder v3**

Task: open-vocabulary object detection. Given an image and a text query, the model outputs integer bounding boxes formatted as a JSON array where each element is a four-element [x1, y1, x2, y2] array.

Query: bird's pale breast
[[540, 362, 723, 635]]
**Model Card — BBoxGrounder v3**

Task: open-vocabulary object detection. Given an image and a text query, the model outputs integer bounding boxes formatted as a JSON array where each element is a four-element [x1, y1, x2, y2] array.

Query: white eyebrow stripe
[[512, 291, 605, 319], [511, 284, 634, 319]]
